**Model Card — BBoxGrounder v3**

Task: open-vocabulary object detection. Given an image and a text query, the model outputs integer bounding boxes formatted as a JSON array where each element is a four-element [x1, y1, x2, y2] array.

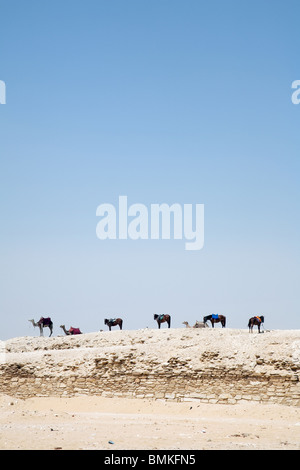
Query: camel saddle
[[69, 327, 81, 335], [38, 317, 52, 326]]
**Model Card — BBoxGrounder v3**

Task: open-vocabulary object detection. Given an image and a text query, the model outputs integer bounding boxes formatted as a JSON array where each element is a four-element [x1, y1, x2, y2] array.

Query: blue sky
[[0, 0, 299, 339]]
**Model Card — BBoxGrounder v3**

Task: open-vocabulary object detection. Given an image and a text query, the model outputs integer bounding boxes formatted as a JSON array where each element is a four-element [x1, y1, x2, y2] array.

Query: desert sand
[[0, 393, 300, 450]]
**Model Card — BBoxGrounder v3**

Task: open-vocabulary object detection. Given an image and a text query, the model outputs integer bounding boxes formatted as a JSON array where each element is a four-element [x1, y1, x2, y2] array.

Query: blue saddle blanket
[[212, 314, 219, 319]]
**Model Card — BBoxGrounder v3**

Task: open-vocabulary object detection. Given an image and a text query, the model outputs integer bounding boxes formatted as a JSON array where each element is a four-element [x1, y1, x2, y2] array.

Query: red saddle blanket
[[69, 327, 81, 335]]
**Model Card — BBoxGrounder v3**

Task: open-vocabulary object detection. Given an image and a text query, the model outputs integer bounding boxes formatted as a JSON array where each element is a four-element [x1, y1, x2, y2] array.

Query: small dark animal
[[248, 315, 264, 333], [154, 314, 171, 329], [104, 318, 123, 331], [203, 314, 226, 328]]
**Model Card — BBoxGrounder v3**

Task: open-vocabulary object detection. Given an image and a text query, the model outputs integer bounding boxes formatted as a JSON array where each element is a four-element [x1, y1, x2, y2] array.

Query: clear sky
[[0, 0, 299, 339]]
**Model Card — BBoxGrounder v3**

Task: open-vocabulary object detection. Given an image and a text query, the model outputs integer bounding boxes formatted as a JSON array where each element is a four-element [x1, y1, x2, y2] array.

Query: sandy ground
[[0, 394, 299, 450]]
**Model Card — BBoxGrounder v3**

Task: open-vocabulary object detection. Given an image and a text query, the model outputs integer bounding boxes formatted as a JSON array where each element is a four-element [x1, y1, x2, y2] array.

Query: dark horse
[[104, 318, 123, 331], [154, 314, 171, 329], [203, 314, 226, 328], [248, 315, 264, 333]]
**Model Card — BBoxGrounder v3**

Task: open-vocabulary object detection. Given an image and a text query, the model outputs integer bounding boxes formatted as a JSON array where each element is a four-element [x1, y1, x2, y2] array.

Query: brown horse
[[154, 314, 171, 329], [203, 314, 226, 328], [104, 318, 123, 331], [248, 315, 264, 333]]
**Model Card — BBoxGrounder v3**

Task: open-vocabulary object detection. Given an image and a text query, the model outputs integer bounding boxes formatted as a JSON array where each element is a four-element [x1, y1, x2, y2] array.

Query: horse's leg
[[211, 321, 214, 328], [158, 322, 161, 329]]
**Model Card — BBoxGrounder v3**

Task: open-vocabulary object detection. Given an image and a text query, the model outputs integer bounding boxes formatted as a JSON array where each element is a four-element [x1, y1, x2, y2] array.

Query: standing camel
[[28, 317, 53, 337], [60, 325, 82, 335]]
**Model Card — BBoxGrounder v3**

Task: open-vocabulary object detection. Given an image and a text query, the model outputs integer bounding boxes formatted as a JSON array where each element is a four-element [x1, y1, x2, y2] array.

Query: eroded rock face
[[1, 329, 299, 406]]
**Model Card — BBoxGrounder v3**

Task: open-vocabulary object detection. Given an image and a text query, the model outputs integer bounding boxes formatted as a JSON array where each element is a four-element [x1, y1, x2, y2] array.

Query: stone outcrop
[[0, 329, 299, 406]]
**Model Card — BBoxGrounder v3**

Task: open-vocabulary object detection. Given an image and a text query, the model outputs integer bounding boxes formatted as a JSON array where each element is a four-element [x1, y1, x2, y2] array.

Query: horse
[[203, 314, 226, 328], [154, 314, 171, 329], [248, 315, 264, 333], [104, 318, 123, 331]]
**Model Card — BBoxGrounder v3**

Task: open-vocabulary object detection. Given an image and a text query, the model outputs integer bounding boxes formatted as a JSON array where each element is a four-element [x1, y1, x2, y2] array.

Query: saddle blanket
[[212, 314, 219, 319], [70, 327, 81, 335], [39, 317, 51, 326]]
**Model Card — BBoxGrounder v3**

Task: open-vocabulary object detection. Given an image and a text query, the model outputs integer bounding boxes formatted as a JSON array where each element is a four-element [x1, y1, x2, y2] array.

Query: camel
[[60, 325, 82, 335], [182, 321, 208, 329], [29, 317, 53, 337]]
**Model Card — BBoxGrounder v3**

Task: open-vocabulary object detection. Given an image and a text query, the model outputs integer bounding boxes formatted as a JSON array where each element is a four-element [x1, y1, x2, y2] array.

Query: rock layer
[[1, 328, 299, 406]]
